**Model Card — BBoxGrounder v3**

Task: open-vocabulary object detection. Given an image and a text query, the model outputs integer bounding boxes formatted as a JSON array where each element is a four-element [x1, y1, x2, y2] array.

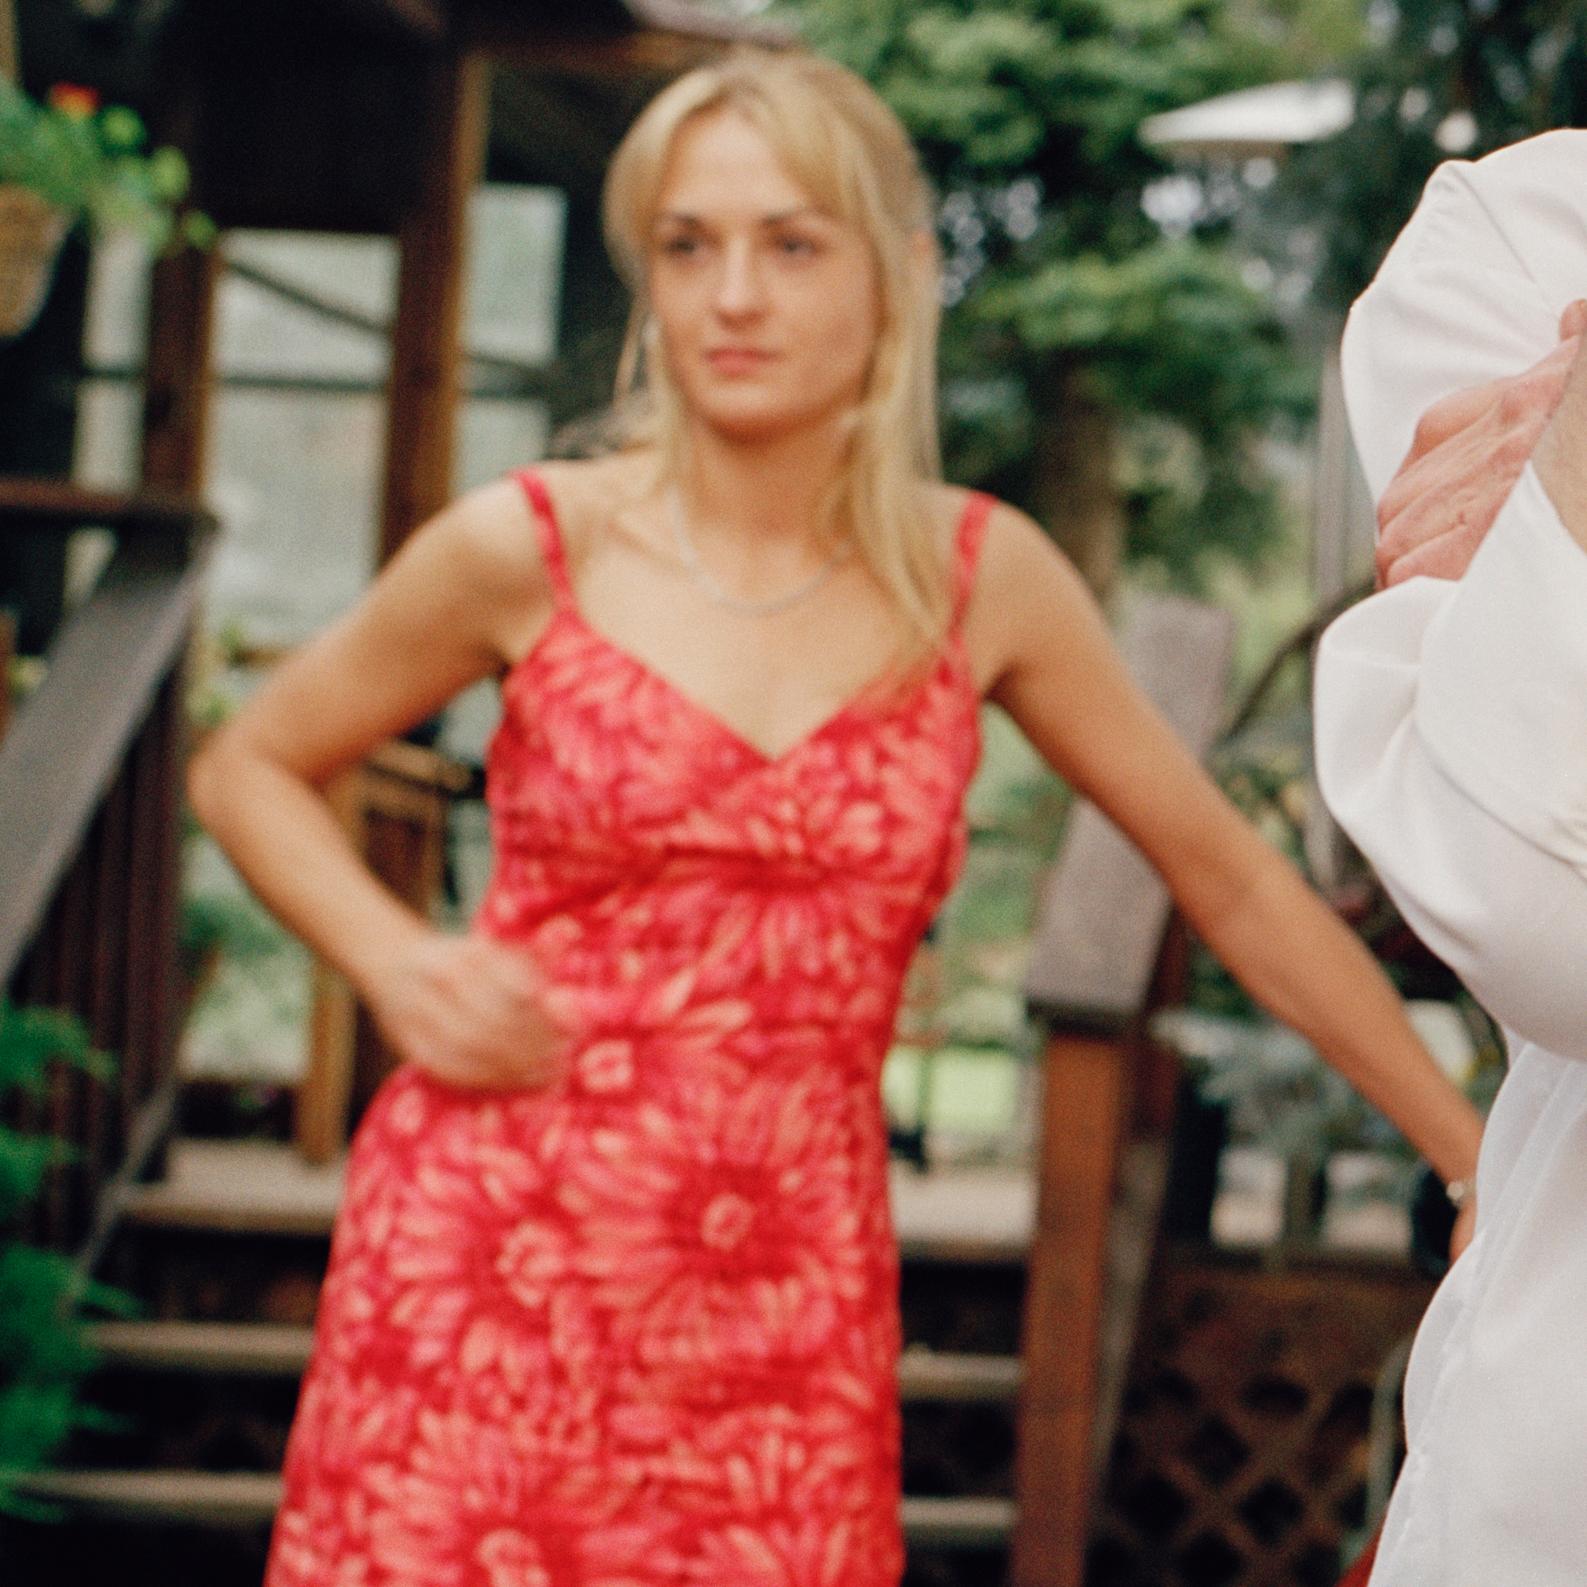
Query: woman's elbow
[[185, 730, 229, 834], [184, 723, 262, 836]]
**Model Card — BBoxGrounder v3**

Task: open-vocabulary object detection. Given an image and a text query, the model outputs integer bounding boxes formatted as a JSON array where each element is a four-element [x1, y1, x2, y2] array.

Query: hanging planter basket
[[0, 184, 69, 341]]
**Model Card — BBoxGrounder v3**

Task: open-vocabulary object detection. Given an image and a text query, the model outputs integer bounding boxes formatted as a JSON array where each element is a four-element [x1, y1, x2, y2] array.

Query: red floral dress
[[263, 472, 992, 1587]]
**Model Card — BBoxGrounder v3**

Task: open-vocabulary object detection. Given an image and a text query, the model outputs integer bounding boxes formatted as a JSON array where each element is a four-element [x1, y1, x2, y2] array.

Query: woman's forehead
[[657, 108, 831, 217]]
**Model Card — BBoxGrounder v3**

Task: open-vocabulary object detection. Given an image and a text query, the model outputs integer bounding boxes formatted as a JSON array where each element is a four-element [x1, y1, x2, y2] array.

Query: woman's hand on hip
[[1375, 299, 1587, 588], [364, 932, 576, 1090]]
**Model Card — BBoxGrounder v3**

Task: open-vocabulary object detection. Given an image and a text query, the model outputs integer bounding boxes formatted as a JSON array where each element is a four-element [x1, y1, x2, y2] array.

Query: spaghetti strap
[[513, 467, 575, 608], [950, 491, 995, 633]]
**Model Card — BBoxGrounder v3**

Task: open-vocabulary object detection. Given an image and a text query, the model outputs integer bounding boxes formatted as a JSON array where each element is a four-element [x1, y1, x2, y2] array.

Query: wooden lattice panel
[[1088, 1249, 1434, 1587]]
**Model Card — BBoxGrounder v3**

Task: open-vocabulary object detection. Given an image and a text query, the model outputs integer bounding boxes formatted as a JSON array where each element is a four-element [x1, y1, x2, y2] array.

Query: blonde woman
[[191, 47, 1483, 1587]]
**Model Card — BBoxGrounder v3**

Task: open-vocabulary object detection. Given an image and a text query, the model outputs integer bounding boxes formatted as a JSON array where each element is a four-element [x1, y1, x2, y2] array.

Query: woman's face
[[645, 108, 884, 446]]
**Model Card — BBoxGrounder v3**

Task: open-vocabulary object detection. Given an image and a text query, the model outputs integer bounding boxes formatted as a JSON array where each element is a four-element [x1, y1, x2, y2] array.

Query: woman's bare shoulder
[[944, 490, 1098, 693], [522, 452, 658, 561], [925, 486, 1077, 600], [414, 455, 644, 609]]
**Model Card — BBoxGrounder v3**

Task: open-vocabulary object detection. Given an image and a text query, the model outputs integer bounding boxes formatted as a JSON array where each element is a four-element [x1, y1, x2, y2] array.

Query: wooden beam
[[136, 42, 219, 493], [0, 477, 217, 534], [140, 242, 221, 494], [457, 0, 789, 64], [1011, 1032, 1131, 1587], [465, 29, 734, 77], [378, 47, 489, 562]]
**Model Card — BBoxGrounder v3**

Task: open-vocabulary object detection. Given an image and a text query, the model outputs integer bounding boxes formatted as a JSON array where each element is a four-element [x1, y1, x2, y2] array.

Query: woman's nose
[[713, 241, 765, 317]]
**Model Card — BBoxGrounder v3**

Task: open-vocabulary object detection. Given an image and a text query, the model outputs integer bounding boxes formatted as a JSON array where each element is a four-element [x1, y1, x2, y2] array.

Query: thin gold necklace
[[667, 489, 853, 618]]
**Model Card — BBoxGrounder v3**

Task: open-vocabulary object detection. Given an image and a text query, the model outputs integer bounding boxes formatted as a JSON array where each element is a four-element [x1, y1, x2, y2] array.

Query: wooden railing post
[[1014, 1028, 1134, 1587], [295, 740, 476, 1162], [1013, 593, 1235, 1587]]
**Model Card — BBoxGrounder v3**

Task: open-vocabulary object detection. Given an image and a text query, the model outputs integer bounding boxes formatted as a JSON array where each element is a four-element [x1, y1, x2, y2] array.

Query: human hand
[[1375, 299, 1587, 588], [362, 931, 576, 1090]]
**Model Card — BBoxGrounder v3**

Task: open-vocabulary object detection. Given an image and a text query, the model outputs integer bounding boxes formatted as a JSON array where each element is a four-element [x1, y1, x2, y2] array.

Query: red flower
[[46, 83, 100, 117]]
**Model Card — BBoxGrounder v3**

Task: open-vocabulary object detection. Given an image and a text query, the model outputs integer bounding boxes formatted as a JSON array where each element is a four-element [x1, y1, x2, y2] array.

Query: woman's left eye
[[774, 235, 819, 257]]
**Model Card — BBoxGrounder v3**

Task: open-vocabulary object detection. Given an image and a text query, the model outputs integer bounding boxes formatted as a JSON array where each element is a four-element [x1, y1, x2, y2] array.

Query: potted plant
[[0, 79, 210, 340]]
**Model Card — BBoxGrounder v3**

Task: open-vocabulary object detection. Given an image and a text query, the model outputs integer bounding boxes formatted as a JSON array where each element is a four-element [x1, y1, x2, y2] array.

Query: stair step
[[87, 1321, 1020, 1405], [899, 1347, 1022, 1402], [901, 1496, 1017, 1546], [89, 1321, 314, 1376], [9, 1469, 281, 1526], [11, 1470, 1013, 1546], [123, 1140, 344, 1236], [123, 1139, 1037, 1259]]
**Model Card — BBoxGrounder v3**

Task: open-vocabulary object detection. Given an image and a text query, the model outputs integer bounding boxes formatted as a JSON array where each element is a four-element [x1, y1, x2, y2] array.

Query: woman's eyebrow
[[653, 206, 831, 228], [759, 207, 830, 225]]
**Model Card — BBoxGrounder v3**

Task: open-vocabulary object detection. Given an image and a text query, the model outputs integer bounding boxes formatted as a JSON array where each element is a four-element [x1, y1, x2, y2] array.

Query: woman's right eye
[[659, 235, 701, 257]]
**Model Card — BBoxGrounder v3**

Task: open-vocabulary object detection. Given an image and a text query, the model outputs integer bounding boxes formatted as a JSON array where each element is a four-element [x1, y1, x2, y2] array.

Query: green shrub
[[0, 1000, 135, 1519]]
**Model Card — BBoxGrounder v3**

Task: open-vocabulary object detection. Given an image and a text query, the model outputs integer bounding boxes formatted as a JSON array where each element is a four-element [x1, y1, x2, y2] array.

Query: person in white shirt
[[1315, 128, 1587, 1586]]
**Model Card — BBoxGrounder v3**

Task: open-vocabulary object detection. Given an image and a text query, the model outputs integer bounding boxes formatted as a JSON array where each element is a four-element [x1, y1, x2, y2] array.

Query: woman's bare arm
[[188, 476, 574, 1087], [973, 506, 1484, 1197]]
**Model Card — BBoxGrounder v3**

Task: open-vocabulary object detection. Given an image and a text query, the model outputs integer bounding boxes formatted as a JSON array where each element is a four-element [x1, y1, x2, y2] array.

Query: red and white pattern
[[264, 473, 991, 1587]]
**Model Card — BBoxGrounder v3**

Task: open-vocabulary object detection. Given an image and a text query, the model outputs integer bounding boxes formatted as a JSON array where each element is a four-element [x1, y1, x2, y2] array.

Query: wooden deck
[[124, 1137, 1408, 1256]]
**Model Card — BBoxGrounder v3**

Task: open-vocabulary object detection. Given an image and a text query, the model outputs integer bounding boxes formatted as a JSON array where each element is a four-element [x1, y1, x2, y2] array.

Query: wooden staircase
[[2, 588, 1235, 1586], [3, 1125, 1181, 1586], [4, 1134, 1035, 1585]]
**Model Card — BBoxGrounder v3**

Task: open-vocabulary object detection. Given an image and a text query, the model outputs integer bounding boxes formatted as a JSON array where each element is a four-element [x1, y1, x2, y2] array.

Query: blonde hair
[[601, 46, 953, 667]]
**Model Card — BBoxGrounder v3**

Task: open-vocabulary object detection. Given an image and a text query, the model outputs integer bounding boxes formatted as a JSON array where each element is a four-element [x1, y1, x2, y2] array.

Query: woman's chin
[[690, 396, 853, 449]]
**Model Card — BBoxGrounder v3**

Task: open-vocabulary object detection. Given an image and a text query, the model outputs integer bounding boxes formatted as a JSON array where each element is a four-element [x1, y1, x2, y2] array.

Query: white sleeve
[[1314, 137, 1587, 1060]]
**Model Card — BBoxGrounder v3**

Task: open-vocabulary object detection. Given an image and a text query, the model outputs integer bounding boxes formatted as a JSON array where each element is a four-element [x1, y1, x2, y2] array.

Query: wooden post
[[140, 244, 220, 493], [293, 46, 484, 1161], [1013, 593, 1236, 1586], [295, 742, 473, 1160], [1013, 1030, 1133, 1587], [137, 47, 219, 495], [378, 47, 488, 563], [293, 770, 366, 1166]]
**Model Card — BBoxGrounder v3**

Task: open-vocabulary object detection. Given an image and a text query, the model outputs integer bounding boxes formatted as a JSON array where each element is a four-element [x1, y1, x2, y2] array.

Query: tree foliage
[[1280, 0, 1587, 310], [788, 0, 1323, 588]]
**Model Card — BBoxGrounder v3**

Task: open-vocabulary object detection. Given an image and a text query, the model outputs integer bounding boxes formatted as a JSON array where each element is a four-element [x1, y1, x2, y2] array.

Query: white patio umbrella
[[1141, 78, 1356, 159]]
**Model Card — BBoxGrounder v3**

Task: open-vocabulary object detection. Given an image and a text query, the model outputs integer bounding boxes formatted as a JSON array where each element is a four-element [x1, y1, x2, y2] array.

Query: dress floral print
[[263, 471, 992, 1587]]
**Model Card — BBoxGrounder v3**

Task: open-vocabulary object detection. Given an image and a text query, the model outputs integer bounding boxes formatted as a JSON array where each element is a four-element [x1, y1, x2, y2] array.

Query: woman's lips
[[705, 348, 776, 375]]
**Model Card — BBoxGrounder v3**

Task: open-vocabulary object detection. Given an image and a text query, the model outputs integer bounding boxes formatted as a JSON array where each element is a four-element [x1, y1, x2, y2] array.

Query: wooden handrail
[[1, 481, 212, 1259], [0, 477, 217, 539], [0, 514, 211, 984]]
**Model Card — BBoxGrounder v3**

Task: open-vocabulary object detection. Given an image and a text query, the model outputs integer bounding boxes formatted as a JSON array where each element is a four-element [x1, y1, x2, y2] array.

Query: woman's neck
[[676, 416, 852, 556]]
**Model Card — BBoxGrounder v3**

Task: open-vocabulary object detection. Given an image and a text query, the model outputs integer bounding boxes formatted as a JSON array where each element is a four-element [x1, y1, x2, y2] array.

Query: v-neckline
[[505, 466, 986, 771], [517, 603, 961, 771]]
